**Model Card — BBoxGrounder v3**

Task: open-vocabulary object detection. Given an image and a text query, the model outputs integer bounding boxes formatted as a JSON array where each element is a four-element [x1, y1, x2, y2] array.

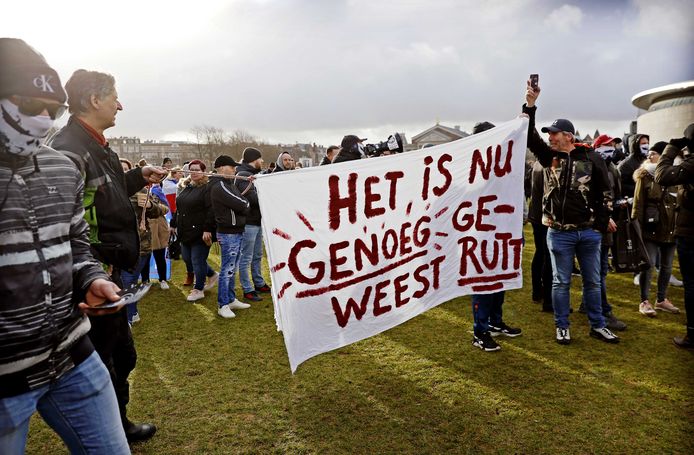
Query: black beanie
[[649, 141, 667, 154], [242, 147, 262, 163], [0, 38, 66, 103]]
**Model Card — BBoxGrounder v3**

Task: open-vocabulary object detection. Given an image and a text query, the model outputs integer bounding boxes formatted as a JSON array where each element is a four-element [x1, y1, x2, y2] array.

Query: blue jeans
[[547, 228, 605, 329], [0, 351, 130, 454], [121, 254, 150, 323], [181, 240, 215, 291], [582, 246, 613, 316], [676, 236, 694, 337], [640, 240, 676, 302], [217, 233, 243, 307], [238, 224, 267, 293], [471, 291, 505, 335]]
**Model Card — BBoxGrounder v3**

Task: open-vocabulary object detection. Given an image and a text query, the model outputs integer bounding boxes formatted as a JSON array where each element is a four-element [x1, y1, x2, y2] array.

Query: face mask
[[0, 99, 53, 157], [640, 144, 650, 155], [643, 162, 657, 175], [596, 145, 615, 161]]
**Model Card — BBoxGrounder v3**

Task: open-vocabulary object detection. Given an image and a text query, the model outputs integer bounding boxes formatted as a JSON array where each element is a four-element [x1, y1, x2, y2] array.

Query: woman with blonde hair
[[171, 159, 218, 301]]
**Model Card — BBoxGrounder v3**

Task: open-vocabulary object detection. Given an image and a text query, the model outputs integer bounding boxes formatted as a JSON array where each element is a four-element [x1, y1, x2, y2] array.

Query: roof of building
[[632, 80, 694, 110], [411, 123, 468, 143]]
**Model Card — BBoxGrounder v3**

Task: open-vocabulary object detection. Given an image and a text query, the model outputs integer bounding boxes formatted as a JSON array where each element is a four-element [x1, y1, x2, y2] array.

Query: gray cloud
[[8, 0, 693, 145]]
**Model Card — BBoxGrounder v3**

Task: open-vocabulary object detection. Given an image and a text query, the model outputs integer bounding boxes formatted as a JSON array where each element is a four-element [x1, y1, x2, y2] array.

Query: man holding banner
[[523, 81, 620, 345]]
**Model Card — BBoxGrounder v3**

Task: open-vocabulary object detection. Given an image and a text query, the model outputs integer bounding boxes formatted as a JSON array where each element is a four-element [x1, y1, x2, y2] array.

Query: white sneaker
[[633, 274, 640, 286], [590, 327, 620, 343], [159, 280, 169, 290], [217, 305, 236, 319], [669, 275, 683, 287], [187, 289, 205, 302], [131, 312, 140, 323], [204, 272, 219, 291], [229, 299, 251, 310], [555, 327, 571, 345]]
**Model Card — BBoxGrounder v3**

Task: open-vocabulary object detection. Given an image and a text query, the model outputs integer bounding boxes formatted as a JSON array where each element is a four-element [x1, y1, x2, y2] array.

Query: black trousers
[[88, 270, 137, 428], [140, 249, 168, 282], [531, 222, 553, 312]]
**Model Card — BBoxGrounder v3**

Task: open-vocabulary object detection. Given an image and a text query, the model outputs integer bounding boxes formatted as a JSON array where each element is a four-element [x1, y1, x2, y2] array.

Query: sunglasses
[[12, 96, 68, 120]]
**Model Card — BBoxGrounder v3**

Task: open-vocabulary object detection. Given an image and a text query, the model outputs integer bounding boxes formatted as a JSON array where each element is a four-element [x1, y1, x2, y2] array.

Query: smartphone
[[530, 74, 539, 90], [96, 282, 151, 309]]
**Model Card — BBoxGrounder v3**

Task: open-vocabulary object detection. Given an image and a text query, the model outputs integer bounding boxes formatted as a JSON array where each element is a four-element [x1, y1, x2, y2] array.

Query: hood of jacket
[[236, 162, 261, 175]]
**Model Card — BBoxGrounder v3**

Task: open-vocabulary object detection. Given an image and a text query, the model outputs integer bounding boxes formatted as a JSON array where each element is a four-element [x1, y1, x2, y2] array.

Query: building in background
[[410, 123, 468, 150], [632, 80, 694, 143]]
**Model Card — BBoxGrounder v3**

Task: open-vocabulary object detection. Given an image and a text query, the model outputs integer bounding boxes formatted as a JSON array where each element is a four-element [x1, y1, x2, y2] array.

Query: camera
[[364, 133, 404, 157]]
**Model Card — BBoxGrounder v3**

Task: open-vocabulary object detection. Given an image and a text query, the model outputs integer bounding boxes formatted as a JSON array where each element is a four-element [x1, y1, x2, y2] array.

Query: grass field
[[26, 227, 693, 454]]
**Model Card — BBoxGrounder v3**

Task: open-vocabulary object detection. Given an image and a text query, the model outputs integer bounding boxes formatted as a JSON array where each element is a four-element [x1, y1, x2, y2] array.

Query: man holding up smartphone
[[522, 77, 619, 346]]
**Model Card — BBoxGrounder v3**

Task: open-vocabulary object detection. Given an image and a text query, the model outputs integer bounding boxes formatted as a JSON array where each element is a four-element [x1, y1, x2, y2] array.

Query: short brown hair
[[64, 69, 116, 115]]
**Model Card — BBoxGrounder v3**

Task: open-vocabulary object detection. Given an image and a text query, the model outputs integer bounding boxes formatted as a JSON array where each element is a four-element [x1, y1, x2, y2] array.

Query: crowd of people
[[1, 37, 693, 453]]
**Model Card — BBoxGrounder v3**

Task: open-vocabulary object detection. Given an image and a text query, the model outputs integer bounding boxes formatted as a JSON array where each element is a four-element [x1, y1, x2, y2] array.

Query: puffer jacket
[[655, 142, 694, 238], [632, 166, 676, 243], [49, 116, 145, 269], [234, 162, 261, 225], [523, 104, 613, 232], [0, 146, 108, 397], [172, 177, 216, 244], [617, 133, 648, 198]]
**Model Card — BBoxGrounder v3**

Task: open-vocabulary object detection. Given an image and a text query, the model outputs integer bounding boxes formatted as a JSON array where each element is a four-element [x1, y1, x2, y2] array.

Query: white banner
[[255, 117, 528, 372]]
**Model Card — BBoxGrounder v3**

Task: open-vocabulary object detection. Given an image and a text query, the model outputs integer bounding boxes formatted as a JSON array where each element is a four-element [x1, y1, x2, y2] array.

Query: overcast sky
[[5, 0, 693, 146]]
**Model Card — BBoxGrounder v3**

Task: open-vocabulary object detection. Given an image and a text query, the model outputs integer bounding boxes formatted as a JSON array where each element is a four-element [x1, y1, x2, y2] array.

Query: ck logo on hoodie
[[33, 75, 55, 93]]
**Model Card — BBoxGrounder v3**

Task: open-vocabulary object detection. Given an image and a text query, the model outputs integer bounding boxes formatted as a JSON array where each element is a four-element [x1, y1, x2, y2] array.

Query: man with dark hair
[[162, 156, 173, 170], [210, 155, 251, 318], [321, 145, 340, 165], [236, 147, 271, 302], [523, 80, 619, 345], [655, 123, 694, 349], [49, 69, 166, 443], [0, 38, 130, 454]]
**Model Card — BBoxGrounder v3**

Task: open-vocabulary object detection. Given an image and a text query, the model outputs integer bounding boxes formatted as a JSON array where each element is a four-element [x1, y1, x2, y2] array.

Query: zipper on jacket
[[231, 209, 236, 226], [559, 154, 572, 227]]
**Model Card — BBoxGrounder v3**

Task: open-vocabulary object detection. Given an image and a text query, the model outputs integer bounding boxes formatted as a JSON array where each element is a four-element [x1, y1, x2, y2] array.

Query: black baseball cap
[[541, 119, 575, 135], [340, 135, 367, 150]]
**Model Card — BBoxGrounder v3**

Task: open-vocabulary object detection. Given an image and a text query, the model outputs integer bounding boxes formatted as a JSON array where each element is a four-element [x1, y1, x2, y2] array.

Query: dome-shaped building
[[632, 81, 694, 142]]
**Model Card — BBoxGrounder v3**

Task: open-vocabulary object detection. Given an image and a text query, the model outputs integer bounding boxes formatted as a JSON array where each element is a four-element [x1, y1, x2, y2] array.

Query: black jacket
[[235, 163, 262, 225], [332, 148, 361, 164], [617, 133, 648, 198], [523, 104, 612, 232], [209, 175, 250, 234], [172, 179, 216, 244], [50, 116, 144, 270], [319, 156, 332, 166], [655, 142, 694, 238], [527, 160, 544, 225]]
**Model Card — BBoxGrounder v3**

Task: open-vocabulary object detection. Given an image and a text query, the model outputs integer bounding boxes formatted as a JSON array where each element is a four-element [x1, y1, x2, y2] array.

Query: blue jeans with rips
[[238, 224, 267, 293], [0, 351, 130, 454], [547, 228, 605, 329], [181, 240, 215, 291], [120, 254, 150, 323], [217, 232, 243, 308], [471, 291, 505, 335]]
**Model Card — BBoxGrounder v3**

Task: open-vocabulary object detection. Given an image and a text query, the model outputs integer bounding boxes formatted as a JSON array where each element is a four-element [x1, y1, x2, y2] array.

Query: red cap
[[593, 134, 621, 149]]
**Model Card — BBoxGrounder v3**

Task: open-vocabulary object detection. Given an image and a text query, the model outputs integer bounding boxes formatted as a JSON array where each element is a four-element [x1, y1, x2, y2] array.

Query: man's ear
[[89, 94, 100, 110]]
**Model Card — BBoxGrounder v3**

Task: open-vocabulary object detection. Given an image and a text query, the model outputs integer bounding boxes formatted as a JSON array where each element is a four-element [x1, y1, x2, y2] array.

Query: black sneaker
[[590, 327, 620, 344], [604, 312, 627, 331], [472, 332, 501, 352], [243, 291, 263, 302], [488, 322, 522, 338], [255, 284, 271, 293], [673, 334, 693, 349]]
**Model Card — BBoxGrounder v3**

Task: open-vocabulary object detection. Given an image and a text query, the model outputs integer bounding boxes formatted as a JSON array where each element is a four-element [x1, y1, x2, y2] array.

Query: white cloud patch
[[629, 0, 694, 42], [544, 4, 584, 33]]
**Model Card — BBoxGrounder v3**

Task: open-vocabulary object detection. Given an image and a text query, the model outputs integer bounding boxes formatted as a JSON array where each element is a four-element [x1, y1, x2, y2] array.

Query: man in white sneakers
[[209, 155, 252, 318]]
